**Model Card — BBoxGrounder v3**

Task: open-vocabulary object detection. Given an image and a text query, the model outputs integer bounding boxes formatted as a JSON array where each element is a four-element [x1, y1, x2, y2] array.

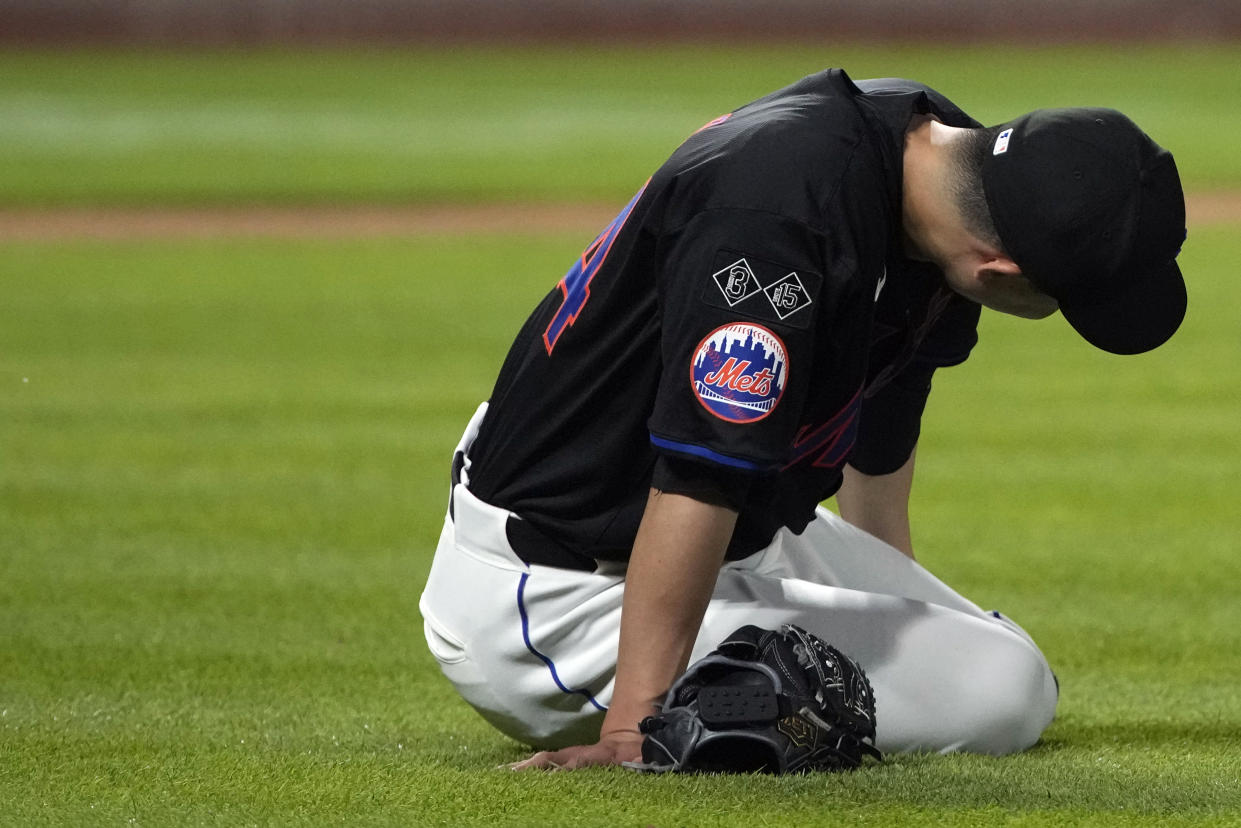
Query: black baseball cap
[[981, 108, 1187, 355]]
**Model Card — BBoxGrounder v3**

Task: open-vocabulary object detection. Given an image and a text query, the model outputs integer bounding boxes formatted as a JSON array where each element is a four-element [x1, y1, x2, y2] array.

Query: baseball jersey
[[465, 70, 982, 566]]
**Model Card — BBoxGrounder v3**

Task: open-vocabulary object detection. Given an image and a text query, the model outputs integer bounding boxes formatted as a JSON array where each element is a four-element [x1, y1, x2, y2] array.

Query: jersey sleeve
[[910, 289, 982, 369], [646, 208, 853, 474], [850, 286, 981, 475], [849, 361, 934, 475], [650, 453, 752, 511]]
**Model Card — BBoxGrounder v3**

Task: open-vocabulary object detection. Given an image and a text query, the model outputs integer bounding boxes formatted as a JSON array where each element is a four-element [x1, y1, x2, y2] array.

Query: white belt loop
[[454, 401, 490, 487], [452, 483, 529, 572]]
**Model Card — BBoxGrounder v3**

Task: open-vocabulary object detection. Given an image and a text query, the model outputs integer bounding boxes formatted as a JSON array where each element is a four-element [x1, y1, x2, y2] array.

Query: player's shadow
[[1034, 716, 1241, 753]]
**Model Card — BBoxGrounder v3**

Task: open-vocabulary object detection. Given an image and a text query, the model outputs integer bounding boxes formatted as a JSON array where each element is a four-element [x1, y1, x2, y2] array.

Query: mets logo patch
[[691, 322, 788, 423]]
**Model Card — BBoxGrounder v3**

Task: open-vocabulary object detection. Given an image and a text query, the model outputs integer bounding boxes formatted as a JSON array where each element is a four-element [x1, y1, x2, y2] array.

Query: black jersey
[[466, 69, 982, 566]]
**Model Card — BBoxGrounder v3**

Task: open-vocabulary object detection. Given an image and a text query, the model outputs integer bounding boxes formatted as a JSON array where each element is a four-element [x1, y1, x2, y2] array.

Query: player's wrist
[[598, 726, 644, 743], [595, 727, 645, 765], [600, 698, 661, 739]]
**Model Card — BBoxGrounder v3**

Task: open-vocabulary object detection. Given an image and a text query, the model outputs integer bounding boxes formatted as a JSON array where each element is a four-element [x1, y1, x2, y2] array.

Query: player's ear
[[974, 254, 1022, 286], [973, 255, 1059, 319]]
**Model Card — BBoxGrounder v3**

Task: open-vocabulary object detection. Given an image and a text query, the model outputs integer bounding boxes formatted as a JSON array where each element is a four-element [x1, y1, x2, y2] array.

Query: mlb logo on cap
[[993, 128, 1013, 156]]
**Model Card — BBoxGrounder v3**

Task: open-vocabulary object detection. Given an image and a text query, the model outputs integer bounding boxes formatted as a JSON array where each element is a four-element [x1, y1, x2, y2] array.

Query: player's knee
[[962, 638, 1057, 755], [447, 681, 604, 751]]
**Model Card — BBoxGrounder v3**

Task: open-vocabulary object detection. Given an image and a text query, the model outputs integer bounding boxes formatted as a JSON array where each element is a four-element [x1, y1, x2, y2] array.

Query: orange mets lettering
[[703, 359, 775, 396]]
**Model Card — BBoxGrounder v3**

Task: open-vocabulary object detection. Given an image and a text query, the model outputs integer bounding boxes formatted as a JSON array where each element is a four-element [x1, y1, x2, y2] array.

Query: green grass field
[[2, 43, 1241, 206], [2, 45, 1240, 825]]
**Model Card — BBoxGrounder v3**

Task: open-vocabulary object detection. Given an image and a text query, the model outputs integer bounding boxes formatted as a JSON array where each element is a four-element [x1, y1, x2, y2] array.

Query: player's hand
[[504, 730, 644, 771]]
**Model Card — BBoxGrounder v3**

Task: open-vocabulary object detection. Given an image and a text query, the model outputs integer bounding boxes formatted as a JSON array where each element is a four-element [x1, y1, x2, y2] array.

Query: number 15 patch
[[703, 250, 821, 328]]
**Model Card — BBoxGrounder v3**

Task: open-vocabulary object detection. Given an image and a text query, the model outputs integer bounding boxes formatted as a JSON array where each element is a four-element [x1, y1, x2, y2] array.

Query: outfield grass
[[1, 43, 1240, 207], [2, 223, 1238, 824]]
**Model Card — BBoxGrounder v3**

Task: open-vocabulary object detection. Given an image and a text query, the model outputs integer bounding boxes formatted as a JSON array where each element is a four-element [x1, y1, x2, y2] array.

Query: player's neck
[[900, 118, 972, 270]]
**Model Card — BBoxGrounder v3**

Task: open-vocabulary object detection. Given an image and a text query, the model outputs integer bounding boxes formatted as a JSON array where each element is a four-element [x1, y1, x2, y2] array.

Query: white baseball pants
[[419, 404, 1058, 754]]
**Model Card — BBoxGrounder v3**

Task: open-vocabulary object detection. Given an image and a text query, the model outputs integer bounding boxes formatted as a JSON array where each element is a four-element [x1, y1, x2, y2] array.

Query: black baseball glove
[[629, 624, 881, 774]]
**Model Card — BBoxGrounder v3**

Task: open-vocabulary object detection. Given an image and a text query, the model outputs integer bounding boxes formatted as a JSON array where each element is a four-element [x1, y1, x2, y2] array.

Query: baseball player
[[419, 70, 1188, 770]]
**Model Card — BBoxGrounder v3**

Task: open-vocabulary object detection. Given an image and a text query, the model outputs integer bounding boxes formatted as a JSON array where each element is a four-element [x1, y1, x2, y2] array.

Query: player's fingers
[[504, 750, 561, 771], [505, 744, 613, 771], [561, 744, 623, 770], [560, 752, 593, 770]]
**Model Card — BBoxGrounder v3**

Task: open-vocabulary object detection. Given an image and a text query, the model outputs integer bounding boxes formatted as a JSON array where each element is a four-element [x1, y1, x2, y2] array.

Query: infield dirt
[[1, 191, 1238, 241]]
